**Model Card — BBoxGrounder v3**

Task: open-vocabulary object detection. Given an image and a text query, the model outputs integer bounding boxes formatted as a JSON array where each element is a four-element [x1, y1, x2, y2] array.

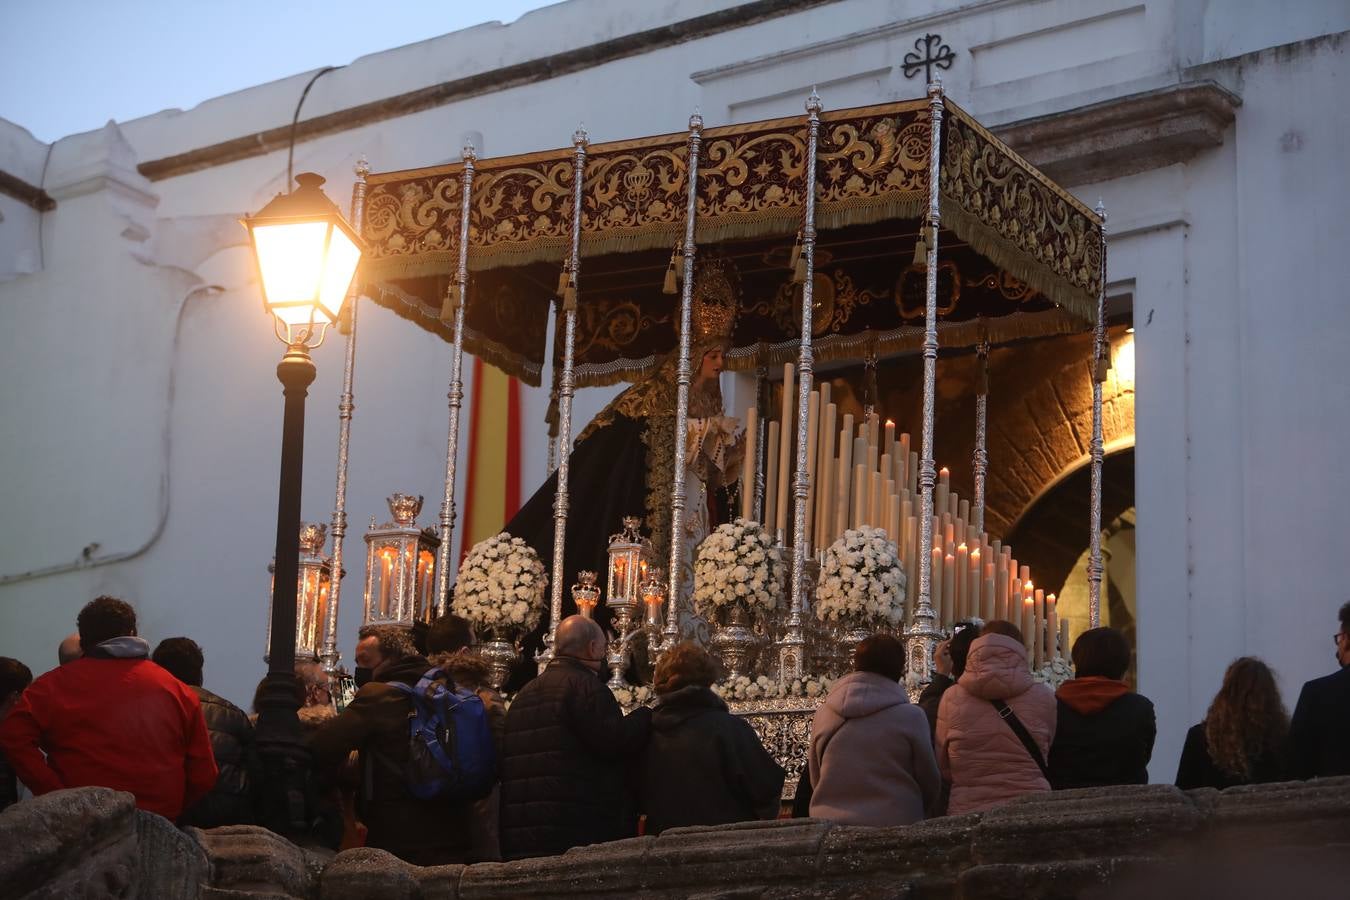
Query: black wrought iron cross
[[902, 33, 956, 83]]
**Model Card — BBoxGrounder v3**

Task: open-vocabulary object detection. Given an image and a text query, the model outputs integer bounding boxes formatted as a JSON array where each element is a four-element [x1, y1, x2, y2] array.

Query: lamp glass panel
[[252, 220, 329, 319], [318, 227, 362, 321]]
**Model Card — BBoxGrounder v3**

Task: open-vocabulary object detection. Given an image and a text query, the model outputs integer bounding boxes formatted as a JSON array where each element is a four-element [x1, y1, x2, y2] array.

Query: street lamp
[[243, 171, 364, 836]]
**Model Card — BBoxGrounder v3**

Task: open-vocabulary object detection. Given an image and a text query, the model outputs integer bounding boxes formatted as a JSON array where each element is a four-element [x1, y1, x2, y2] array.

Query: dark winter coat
[[917, 672, 955, 739], [1174, 721, 1286, 790], [1289, 666, 1350, 779], [1047, 677, 1156, 790], [309, 655, 472, 866], [180, 687, 257, 828], [639, 686, 784, 835], [500, 656, 651, 860], [0, 748, 19, 812]]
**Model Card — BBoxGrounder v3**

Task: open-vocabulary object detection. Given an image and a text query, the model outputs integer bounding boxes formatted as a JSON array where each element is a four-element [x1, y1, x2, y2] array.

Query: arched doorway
[[1005, 446, 1137, 681]]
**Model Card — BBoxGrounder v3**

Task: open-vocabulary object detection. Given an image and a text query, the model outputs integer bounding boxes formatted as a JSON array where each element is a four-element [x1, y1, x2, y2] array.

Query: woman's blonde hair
[[1204, 656, 1289, 781]]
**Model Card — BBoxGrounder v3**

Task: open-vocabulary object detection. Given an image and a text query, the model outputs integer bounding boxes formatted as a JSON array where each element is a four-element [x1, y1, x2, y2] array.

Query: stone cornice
[[135, 0, 837, 183], [993, 81, 1242, 187]]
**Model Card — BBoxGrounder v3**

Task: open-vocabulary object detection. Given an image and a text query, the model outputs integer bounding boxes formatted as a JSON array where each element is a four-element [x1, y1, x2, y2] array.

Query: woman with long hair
[[1175, 657, 1289, 789]]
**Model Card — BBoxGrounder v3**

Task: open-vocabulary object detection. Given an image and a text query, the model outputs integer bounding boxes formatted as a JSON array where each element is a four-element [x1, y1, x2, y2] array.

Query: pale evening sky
[[0, 0, 561, 144]]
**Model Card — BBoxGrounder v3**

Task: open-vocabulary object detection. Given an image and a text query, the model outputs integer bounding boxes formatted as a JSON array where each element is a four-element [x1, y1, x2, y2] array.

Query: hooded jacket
[[0, 636, 217, 821], [1046, 677, 1155, 789], [309, 654, 472, 866], [936, 633, 1056, 816], [639, 685, 784, 835], [808, 670, 941, 826]]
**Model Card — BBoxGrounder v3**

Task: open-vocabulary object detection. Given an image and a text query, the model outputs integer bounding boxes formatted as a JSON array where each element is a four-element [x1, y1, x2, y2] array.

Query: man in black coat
[[1047, 627, 1155, 789], [500, 615, 651, 860], [152, 638, 258, 828], [1289, 602, 1350, 779]]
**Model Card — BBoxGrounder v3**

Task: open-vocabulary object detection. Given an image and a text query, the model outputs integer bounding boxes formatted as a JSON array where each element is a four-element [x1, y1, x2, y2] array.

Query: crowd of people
[[0, 595, 1346, 868]]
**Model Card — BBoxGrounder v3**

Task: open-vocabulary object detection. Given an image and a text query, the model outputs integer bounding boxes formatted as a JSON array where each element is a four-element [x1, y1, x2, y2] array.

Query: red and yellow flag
[[461, 357, 522, 562]]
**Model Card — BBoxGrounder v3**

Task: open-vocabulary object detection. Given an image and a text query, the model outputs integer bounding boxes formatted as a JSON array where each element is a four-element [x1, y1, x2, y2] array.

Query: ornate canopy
[[360, 98, 1102, 387]]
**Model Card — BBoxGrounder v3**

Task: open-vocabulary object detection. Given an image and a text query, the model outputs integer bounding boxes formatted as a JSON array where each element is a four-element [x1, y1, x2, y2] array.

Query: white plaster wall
[[1, 1, 1347, 770]]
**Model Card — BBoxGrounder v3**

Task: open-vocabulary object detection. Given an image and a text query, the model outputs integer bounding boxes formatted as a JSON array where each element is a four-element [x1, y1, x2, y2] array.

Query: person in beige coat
[[936, 621, 1056, 816], [808, 635, 941, 826]]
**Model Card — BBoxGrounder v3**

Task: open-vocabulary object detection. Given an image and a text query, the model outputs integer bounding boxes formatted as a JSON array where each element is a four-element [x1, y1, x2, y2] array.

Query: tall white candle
[[776, 363, 794, 540], [803, 390, 820, 550], [1033, 588, 1046, 669], [836, 416, 854, 539], [816, 401, 837, 549], [853, 463, 867, 530], [764, 422, 780, 539], [942, 553, 956, 628], [740, 406, 758, 521]]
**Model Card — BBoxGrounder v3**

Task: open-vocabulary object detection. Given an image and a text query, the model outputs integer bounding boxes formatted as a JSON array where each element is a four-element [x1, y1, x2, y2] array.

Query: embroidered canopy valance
[[360, 98, 1102, 387]]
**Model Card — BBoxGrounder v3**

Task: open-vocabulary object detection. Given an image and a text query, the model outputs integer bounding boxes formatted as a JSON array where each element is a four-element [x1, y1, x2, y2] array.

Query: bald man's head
[[555, 615, 606, 671], [58, 633, 82, 666]]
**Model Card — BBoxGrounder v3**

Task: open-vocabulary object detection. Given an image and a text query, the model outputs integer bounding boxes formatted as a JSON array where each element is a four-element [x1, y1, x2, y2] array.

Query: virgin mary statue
[[501, 255, 745, 665]]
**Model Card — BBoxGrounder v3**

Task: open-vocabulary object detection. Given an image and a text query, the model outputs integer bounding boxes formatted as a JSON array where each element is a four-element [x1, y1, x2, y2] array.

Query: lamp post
[[242, 171, 364, 836]]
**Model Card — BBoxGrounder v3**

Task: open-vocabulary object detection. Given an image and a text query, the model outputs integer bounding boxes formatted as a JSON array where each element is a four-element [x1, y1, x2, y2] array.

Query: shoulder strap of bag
[[990, 698, 1051, 781]]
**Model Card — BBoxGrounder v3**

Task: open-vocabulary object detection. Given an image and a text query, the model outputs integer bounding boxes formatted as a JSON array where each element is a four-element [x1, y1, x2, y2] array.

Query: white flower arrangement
[[1032, 656, 1075, 689], [711, 674, 836, 702], [692, 518, 785, 616], [453, 532, 548, 633], [814, 526, 907, 626], [609, 684, 654, 708]]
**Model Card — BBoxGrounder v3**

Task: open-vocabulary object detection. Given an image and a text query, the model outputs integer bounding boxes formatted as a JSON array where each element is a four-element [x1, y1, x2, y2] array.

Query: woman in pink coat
[[936, 620, 1056, 816]]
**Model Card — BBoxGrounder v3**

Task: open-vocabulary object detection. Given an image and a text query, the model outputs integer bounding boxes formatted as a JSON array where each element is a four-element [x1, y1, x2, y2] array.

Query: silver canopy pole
[[321, 156, 369, 673], [1087, 201, 1108, 627], [665, 111, 705, 646], [433, 143, 477, 618], [906, 78, 946, 690], [544, 125, 590, 658]]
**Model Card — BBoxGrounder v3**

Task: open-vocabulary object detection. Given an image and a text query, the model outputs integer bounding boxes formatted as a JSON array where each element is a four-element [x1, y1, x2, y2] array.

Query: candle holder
[[266, 522, 335, 664], [605, 517, 653, 690], [572, 570, 600, 619], [362, 493, 441, 626], [640, 566, 668, 658]]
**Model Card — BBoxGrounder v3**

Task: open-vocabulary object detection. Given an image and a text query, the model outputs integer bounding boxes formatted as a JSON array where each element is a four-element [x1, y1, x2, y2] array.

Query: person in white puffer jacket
[[808, 634, 941, 826]]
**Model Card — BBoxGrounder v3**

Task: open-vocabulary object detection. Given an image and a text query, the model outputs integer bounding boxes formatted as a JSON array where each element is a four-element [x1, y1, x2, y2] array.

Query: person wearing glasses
[[1288, 602, 1350, 779]]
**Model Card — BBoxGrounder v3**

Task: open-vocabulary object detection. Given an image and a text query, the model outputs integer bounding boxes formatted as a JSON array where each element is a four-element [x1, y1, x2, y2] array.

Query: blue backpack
[[384, 667, 496, 802]]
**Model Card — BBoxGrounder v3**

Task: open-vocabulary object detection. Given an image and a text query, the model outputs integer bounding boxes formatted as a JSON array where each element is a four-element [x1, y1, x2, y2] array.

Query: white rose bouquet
[[692, 518, 785, 616], [453, 532, 548, 633], [814, 526, 906, 626], [711, 674, 835, 702]]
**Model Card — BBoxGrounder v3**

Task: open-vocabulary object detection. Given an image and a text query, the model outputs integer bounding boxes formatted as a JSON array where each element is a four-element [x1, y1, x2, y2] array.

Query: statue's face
[[698, 348, 724, 384]]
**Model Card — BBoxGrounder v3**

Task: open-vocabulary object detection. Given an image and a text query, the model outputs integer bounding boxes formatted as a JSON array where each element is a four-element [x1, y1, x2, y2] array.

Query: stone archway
[[981, 328, 1135, 537]]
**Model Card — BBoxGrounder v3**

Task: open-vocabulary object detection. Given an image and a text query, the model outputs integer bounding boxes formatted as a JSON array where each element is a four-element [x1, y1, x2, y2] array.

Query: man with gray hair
[[310, 623, 472, 865], [500, 615, 652, 859]]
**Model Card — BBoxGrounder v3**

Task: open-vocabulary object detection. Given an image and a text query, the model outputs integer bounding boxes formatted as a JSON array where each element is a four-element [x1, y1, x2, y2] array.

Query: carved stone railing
[[9, 779, 1350, 898]]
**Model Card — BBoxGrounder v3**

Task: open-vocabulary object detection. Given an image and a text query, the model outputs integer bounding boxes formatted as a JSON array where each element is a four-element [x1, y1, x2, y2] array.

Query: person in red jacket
[[0, 596, 217, 821]]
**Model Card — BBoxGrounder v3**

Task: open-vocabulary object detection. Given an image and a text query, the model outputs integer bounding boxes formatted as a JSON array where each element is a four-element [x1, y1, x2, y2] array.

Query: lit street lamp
[[242, 171, 363, 835]]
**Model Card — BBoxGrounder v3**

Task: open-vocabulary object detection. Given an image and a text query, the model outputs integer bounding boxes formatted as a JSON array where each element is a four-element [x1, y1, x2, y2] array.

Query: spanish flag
[[461, 358, 522, 562]]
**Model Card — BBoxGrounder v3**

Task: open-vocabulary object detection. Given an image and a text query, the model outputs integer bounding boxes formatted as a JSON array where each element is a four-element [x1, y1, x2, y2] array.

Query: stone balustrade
[[3, 777, 1348, 899]]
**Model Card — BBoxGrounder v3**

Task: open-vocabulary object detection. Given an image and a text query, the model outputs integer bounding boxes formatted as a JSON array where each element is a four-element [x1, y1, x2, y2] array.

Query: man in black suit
[[1289, 602, 1350, 779]]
